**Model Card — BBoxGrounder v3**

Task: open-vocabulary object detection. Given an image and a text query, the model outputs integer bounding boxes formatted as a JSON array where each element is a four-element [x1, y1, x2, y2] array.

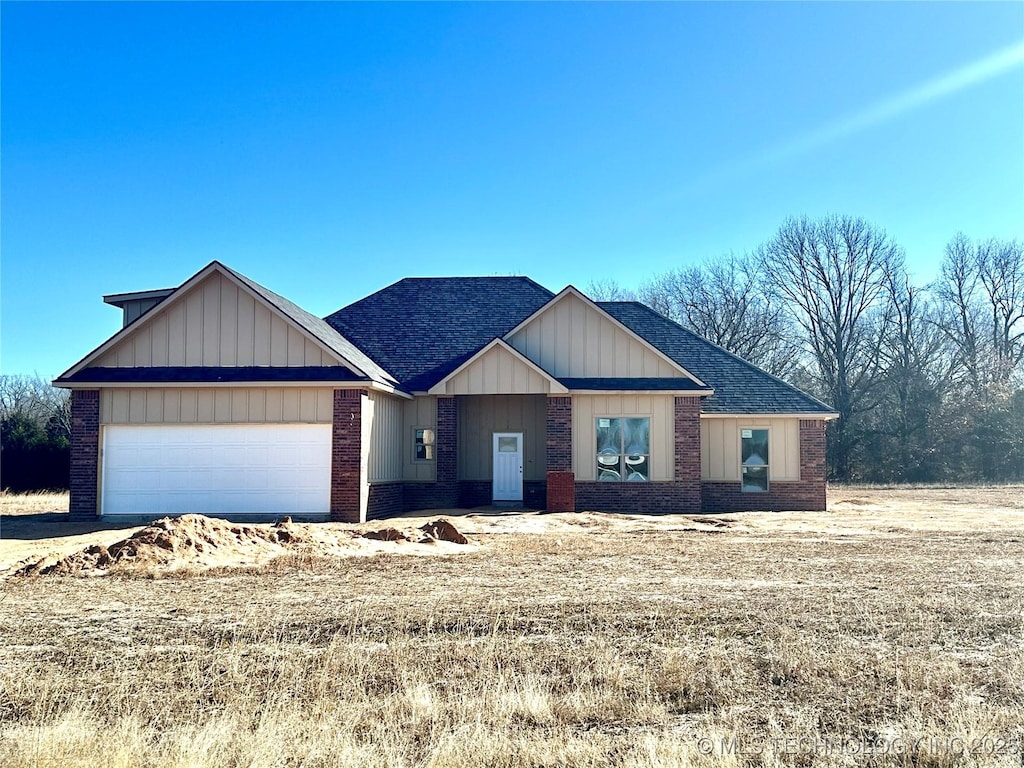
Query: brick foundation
[[367, 482, 404, 520], [69, 390, 100, 520], [456, 480, 546, 509], [575, 482, 701, 514], [701, 419, 828, 512], [331, 389, 363, 522]]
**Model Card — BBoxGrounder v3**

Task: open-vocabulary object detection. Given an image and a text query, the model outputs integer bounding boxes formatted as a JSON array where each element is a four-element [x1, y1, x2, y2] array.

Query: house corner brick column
[[69, 389, 100, 520], [435, 396, 458, 506], [800, 419, 827, 510], [545, 395, 574, 512], [674, 396, 702, 513], [331, 389, 364, 523]]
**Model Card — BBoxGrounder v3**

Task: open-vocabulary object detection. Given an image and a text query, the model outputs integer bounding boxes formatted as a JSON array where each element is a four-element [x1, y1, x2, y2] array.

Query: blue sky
[[3, 1, 1022, 377]]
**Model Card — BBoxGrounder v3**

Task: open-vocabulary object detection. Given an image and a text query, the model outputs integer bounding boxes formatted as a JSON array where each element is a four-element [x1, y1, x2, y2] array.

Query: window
[[596, 417, 649, 482], [741, 428, 769, 492], [414, 428, 435, 461]]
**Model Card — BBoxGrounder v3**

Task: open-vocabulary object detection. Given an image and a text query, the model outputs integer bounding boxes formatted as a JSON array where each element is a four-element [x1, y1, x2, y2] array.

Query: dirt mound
[[361, 528, 410, 542], [13, 515, 472, 576], [419, 518, 469, 544], [15, 515, 300, 576]]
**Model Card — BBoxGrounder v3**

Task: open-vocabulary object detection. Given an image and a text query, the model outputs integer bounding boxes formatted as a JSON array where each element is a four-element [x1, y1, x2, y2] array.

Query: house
[[55, 262, 837, 521]]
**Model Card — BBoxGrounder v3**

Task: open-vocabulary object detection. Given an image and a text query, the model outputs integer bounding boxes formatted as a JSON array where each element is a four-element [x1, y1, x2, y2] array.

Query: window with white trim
[[741, 428, 769, 492], [596, 417, 650, 482], [414, 428, 435, 461]]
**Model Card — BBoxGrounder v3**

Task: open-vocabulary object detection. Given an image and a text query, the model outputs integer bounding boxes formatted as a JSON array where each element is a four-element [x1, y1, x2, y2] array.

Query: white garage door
[[101, 424, 331, 516]]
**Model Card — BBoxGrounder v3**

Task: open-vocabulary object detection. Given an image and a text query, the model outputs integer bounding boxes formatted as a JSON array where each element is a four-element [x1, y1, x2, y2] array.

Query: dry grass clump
[[1, 488, 1023, 766], [0, 489, 68, 515]]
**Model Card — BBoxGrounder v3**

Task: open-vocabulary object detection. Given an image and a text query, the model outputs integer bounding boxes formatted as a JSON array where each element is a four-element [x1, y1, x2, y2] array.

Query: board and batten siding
[[96, 271, 342, 368], [507, 292, 684, 379], [121, 298, 166, 327], [700, 418, 801, 481], [403, 396, 437, 481], [457, 395, 547, 482], [440, 344, 555, 395], [572, 395, 675, 482], [365, 391, 403, 483], [100, 388, 334, 425]]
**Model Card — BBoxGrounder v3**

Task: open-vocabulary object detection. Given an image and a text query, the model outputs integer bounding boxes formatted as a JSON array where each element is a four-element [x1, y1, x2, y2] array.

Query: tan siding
[[180, 390, 198, 422], [507, 292, 684, 379], [442, 345, 554, 395], [201, 278, 218, 365], [402, 396, 437, 481], [457, 395, 546, 482], [572, 395, 675, 481], [253, 303, 272, 365], [236, 290, 255, 365], [168, 301, 187, 365], [700, 418, 801, 481], [219, 278, 238, 365], [100, 388, 335, 424], [366, 391, 403, 483], [95, 271, 343, 370], [360, 393, 373, 513]]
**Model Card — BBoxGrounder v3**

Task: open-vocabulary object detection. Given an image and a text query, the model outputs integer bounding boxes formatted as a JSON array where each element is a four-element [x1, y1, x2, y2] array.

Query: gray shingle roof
[[598, 302, 835, 415], [325, 277, 555, 391]]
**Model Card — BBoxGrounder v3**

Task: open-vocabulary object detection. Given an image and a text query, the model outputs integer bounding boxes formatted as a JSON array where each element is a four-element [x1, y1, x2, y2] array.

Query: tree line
[[590, 215, 1024, 483], [1, 375, 71, 491]]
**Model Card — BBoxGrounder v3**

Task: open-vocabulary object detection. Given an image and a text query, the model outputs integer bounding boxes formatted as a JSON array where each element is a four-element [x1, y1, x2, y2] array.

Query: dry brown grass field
[[1, 486, 1022, 767]]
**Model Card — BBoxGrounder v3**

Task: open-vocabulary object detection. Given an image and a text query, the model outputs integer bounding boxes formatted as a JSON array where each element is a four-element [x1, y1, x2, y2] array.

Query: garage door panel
[[102, 424, 331, 516]]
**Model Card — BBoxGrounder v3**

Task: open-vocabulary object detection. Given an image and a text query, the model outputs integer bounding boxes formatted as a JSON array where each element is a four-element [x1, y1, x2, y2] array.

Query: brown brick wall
[[330, 389, 363, 522], [367, 482, 404, 520], [546, 471, 575, 512], [69, 390, 100, 520], [458, 480, 546, 509], [545, 396, 572, 472], [673, 396, 702, 513], [431, 396, 460, 506], [546, 395, 574, 511], [575, 482, 696, 514], [701, 419, 828, 512]]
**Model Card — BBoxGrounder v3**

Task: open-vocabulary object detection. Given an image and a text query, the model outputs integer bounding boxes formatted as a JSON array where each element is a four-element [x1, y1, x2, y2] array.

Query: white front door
[[492, 432, 524, 502]]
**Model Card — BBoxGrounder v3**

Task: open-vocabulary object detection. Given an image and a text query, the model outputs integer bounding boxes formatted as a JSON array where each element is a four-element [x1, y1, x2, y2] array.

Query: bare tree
[[866, 273, 955, 480], [758, 215, 905, 480], [636, 253, 800, 378], [0, 374, 71, 442], [584, 278, 636, 303], [935, 234, 1024, 387], [976, 238, 1024, 381]]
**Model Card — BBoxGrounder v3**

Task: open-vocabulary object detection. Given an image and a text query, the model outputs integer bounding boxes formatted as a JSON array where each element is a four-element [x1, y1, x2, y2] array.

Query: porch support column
[[799, 419, 827, 510], [331, 389, 365, 522], [546, 395, 575, 512], [674, 396, 702, 513], [435, 395, 459, 507], [69, 389, 100, 521]]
